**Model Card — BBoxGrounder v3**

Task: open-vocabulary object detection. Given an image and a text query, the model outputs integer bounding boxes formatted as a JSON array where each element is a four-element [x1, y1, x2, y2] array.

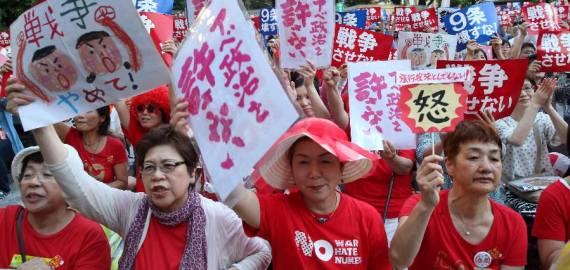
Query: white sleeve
[[47, 145, 144, 237]]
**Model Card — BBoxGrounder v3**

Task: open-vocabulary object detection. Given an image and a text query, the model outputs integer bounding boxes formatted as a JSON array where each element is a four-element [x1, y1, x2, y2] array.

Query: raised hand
[[416, 155, 445, 208]]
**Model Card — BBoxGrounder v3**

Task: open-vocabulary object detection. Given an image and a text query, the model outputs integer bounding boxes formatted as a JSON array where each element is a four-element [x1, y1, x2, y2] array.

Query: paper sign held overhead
[[11, 0, 170, 131], [332, 24, 393, 67], [443, 2, 499, 51], [397, 32, 457, 70], [172, 0, 300, 200]]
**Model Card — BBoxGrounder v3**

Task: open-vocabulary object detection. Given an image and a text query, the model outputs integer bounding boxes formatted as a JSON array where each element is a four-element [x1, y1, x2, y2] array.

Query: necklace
[[309, 193, 340, 224], [83, 136, 104, 153], [451, 207, 472, 236]]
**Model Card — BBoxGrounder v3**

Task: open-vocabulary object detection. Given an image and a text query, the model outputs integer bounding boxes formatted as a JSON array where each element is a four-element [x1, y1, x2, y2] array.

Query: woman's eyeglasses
[[136, 104, 156, 114], [141, 161, 185, 175]]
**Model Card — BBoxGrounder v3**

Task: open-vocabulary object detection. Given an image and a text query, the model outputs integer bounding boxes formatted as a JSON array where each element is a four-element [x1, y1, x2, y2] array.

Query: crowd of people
[[1, 1, 570, 270]]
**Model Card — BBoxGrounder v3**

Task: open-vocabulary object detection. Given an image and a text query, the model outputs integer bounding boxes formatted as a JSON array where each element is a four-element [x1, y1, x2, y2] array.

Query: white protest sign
[[172, 0, 300, 200], [185, 0, 206, 25], [396, 67, 472, 86], [348, 60, 416, 150], [11, 0, 169, 131], [276, 0, 335, 69], [397, 31, 457, 70]]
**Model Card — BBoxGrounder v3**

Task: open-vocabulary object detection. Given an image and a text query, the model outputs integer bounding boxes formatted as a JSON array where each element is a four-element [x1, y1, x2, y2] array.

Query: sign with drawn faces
[[10, 0, 169, 131]]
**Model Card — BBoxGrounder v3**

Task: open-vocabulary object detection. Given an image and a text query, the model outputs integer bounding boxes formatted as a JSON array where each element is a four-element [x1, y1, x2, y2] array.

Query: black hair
[[528, 53, 537, 62], [473, 48, 488, 60], [95, 106, 111, 136], [31, 46, 56, 62], [290, 71, 305, 88], [76, 31, 111, 49], [411, 47, 425, 53], [521, 42, 536, 52], [19, 152, 44, 182]]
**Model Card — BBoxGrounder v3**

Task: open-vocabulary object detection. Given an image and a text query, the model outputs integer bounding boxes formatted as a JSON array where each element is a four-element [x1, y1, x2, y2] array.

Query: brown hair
[[442, 120, 502, 161], [135, 125, 199, 174]]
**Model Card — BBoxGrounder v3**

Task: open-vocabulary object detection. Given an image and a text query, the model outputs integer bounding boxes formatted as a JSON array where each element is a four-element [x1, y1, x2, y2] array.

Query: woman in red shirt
[[390, 120, 528, 270], [54, 106, 128, 189], [228, 118, 392, 269]]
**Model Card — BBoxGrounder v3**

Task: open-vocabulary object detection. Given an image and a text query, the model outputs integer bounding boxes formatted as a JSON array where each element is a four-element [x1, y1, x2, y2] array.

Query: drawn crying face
[[410, 48, 427, 68], [76, 31, 123, 82], [29, 45, 78, 92]]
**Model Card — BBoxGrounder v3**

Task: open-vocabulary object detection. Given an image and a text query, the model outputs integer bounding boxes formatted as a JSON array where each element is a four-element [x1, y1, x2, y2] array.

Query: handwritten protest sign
[[336, 10, 367, 29], [394, 6, 416, 31], [397, 68, 470, 133], [409, 8, 438, 32], [172, 0, 299, 199], [173, 15, 188, 42], [259, 7, 278, 36], [0, 31, 9, 47], [139, 12, 173, 66], [444, 2, 499, 51], [437, 59, 528, 120], [438, 7, 458, 32], [185, 0, 206, 25], [136, 0, 173, 15], [537, 30, 570, 72], [397, 32, 457, 70], [523, 3, 560, 34], [10, 0, 170, 131], [277, 0, 334, 69], [348, 60, 415, 150], [332, 24, 393, 67]]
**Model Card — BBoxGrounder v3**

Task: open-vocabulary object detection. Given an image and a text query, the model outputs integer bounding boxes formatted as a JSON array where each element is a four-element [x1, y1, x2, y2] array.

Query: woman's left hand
[[379, 139, 397, 161], [170, 98, 191, 135]]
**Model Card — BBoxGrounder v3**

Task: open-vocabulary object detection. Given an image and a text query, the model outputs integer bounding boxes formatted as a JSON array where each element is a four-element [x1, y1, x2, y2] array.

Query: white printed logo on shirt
[[294, 230, 362, 264]]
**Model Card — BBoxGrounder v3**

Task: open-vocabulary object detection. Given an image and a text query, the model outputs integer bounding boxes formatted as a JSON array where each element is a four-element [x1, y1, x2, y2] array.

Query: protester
[[531, 131, 570, 269], [52, 107, 129, 190], [227, 117, 392, 269], [495, 78, 567, 182], [519, 42, 536, 59], [0, 146, 111, 269], [390, 120, 528, 269], [6, 79, 272, 269]]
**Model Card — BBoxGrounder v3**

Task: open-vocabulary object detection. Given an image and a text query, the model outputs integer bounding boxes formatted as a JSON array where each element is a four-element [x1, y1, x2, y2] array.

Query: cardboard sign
[[11, 0, 170, 131], [523, 3, 560, 33], [336, 10, 367, 29], [437, 59, 528, 120], [332, 24, 393, 67], [537, 30, 570, 72], [185, 0, 206, 25], [277, 0, 335, 69], [348, 60, 415, 150], [173, 15, 188, 42], [172, 0, 299, 199], [0, 31, 9, 48], [259, 7, 278, 36], [394, 6, 417, 31], [397, 32, 457, 70], [444, 2, 499, 51], [135, 0, 173, 15], [139, 12, 173, 66], [409, 8, 438, 32], [399, 82, 467, 133]]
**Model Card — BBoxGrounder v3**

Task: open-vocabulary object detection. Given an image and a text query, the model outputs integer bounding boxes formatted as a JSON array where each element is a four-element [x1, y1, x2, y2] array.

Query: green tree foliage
[[0, 0, 36, 30]]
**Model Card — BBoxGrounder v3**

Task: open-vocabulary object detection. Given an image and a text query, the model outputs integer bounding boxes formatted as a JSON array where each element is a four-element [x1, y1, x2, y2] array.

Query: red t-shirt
[[245, 192, 391, 269], [343, 150, 416, 219], [1, 70, 11, 98], [134, 216, 187, 269], [399, 191, 528, 269], [122, 118, 148, 147], [532, 179, 570, 242], [0, 205, 111, 269], [64, 128, 127, 184]]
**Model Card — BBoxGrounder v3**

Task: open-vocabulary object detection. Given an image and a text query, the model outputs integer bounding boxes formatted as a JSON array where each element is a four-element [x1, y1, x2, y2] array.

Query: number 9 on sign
[[449, 12, 467, 32]]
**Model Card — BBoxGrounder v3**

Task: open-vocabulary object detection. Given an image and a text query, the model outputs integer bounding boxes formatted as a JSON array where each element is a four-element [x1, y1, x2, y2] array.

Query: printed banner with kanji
[[277, 0, 335, 69], [523, 3, 560, 34], [10, 0, 170, 131], [409, 8, 438, 32], [173, 15, 188, 42], [139, 12, 173, 66], [557, 5, 569, 22], [172, 0, 299, 200], [537, 30, 570, 72], [336, 10, 367, 29], [259, 7, 278, 36], [394, 6, 417, 31], [348, 60, 415, 150], [443, 2, 499, 51], [332, 24, 393, 67], [397, 32, 457, 70], [0, 31, 9, 48], [364, 7, 384, 28], [437, 59, 528, 120]]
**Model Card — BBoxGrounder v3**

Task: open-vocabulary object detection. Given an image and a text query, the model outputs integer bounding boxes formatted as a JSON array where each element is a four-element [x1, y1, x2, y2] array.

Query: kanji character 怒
[[413, 89, 449, 123], [357, 32, 378, 53], [59, 0, 97, 29], [336, 27, 357, 50], [466, 6, 487, 25], [478, 64, 508, 95]]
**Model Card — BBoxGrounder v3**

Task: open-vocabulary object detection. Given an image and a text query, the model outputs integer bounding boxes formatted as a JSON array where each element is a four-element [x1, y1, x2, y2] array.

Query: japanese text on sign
[[335, 10, 367, 29], [396, 67, 471, 86], [443, 2, 499, 51], [172, 0, 299, 200], [332, 24, 393, 67], [260, 7, 278, 36], [537, 30, 570, 72], [397, 32, 457, 70], [394, 6, 416, 31], [277, 0, 335, 69], [523, 3, 560, 33], [409, 8, 438, 32]]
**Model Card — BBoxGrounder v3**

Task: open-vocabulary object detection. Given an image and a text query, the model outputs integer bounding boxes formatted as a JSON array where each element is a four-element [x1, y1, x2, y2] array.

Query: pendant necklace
[[310, 193, 340, 224]]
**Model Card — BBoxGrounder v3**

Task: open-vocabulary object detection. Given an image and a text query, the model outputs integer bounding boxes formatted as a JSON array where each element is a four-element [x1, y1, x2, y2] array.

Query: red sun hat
[[257, 118, 377, 189]]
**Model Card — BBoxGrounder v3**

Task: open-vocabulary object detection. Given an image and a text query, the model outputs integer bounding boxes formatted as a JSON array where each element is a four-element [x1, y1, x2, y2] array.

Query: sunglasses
[[136, 104, 156, 114]]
